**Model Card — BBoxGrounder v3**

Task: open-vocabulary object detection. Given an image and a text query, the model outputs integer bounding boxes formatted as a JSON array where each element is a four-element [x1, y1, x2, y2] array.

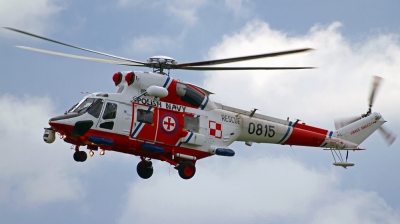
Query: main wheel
[[73, 152, 79, 162], [178, 161, 196, 180], [73, 151, 87, 162], [79, 151, 87, 162], [137, 161, 153, 179]]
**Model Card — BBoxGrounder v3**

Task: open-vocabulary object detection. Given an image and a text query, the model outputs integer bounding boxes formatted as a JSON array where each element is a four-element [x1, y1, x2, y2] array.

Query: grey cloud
[[0, 95, 90, 206]]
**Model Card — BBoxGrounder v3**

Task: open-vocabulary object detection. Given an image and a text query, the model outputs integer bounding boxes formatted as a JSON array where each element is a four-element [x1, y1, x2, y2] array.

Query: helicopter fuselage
[[45, 71, 386, 179]]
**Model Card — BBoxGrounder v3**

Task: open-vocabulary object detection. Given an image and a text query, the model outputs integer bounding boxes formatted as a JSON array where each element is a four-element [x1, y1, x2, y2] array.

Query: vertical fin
[[336, 112, 385, 145]]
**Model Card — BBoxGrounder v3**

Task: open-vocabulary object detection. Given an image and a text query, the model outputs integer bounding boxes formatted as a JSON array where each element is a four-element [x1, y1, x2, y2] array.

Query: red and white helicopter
[[5, 27, 397, 180]]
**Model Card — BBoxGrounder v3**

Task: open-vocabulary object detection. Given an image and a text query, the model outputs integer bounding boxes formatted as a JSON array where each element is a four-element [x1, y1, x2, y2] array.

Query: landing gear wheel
[[79, 151, 87, 162], [137, 161, 153, 179], [73, 152, 79, 162], [73, 151, 87, 162], [178, 161, 196, 180]]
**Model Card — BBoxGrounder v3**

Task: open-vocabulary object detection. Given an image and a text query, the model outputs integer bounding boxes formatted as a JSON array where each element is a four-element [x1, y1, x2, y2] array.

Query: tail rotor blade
[[368, 76, 383, 111], [378, 126, 397, 146], [334, 116, 360, 130]]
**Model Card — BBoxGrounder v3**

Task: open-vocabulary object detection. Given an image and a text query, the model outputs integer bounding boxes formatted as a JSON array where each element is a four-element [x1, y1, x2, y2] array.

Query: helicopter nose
[[49, 113, 81, 122], [49, 118, 70, 134], [49, 118, 94, 137]]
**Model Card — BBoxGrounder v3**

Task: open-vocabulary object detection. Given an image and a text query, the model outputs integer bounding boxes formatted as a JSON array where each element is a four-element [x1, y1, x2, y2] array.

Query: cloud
[[202, 20, 400, 128], [165, 0, 206, 25], [0, 95, 89, 206], [129, 31, 186, 54], [130, 35, 175, 54], [225, 0, 251, 16], [0, 0, 65, 36], [118, 156, 400, 224]]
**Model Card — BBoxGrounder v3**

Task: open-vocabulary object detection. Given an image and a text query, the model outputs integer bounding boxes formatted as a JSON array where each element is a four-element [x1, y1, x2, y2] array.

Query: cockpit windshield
[[69, 98, 96, 114]]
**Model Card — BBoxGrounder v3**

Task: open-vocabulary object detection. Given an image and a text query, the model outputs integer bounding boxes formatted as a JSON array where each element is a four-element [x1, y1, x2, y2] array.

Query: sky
[[0, 0, 400, 223]]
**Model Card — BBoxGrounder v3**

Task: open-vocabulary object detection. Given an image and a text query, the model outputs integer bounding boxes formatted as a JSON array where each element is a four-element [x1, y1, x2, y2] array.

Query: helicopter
[[4, 27, 397, 180]]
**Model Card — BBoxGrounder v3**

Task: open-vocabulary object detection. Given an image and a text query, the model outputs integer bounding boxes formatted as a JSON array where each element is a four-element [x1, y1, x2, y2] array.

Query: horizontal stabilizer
[[323, 148, 365, 151]]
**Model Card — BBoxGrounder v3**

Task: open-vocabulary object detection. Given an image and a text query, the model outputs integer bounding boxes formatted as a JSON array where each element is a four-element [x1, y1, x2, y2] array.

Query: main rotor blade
[[378, 126, 397, 146], [369, 76, 383, 110], [17, 46, 146, 66], [178, 66, 315, 71], [176, 48, 313, 67], [4, 27, 146, 65]]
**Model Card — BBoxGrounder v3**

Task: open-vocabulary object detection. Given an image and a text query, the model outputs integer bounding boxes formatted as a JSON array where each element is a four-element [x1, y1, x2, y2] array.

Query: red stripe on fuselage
[[283, 127, 327, 147], [294, 123, 328, 135]]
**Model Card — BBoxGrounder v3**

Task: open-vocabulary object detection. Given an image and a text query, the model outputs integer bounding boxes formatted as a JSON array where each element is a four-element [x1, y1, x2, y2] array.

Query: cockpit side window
[[87, 99, 104, 118], [103, 103, 118, 119]]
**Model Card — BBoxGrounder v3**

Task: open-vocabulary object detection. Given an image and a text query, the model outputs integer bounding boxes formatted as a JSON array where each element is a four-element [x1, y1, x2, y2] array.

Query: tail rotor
[[333, 75, 396, 146]]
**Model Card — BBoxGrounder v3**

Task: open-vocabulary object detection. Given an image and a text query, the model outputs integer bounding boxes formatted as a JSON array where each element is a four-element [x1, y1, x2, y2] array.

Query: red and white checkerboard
[[209, 120, 222, 139]]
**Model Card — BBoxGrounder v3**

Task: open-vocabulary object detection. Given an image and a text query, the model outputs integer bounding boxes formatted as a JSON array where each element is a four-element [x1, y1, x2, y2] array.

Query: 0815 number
[[248, 122, 275, 137]]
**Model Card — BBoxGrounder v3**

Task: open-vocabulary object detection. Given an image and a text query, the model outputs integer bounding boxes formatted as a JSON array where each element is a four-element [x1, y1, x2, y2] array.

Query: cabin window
[[181, 85, 205, 107], [87, 99, 104, 118], [103, 103, 118, 119], [184, 116, 199, 132], [137, 109, 153, 124]]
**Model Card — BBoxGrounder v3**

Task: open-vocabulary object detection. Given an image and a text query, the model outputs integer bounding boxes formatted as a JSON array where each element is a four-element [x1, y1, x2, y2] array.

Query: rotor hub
[[147, 56, 177, 72]]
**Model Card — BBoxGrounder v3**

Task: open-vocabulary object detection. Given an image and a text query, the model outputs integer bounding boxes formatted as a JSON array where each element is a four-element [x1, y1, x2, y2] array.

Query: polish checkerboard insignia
[[209, 120, 222, 139]]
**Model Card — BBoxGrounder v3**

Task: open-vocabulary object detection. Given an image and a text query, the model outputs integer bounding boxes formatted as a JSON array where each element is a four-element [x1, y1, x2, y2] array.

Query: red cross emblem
[[162, 116, 176, 132]]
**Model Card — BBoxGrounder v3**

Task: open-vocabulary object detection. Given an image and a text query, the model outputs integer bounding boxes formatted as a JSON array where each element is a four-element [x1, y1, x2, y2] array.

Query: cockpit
[[52, 95, 119, 132], [67, 97, 105, 117]]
